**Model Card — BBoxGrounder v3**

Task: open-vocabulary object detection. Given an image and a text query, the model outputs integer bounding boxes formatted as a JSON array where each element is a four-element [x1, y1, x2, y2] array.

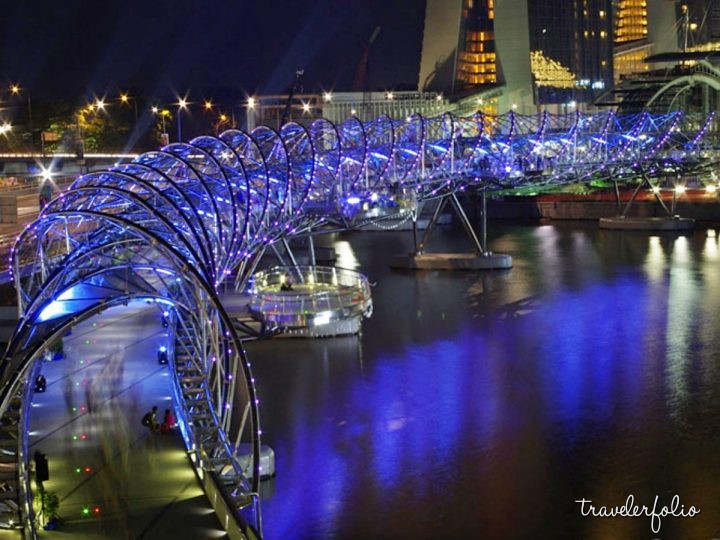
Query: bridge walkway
[[25, 302, 224, 539]]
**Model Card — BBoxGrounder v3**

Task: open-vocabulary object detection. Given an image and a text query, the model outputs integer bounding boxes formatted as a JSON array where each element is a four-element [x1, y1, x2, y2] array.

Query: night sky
[[0, 0, 426, 100]]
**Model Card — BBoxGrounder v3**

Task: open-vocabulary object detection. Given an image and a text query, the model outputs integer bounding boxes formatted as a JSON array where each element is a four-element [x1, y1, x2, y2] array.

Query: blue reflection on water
[[258, 226, 720, 539]]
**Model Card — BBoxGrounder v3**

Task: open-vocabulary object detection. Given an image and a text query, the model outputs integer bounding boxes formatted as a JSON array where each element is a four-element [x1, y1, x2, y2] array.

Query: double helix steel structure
[[0, 109, 718, 536]]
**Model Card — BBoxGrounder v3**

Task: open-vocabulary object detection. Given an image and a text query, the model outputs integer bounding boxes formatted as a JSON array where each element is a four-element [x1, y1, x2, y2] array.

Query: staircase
[[170, 318, 259, 533]]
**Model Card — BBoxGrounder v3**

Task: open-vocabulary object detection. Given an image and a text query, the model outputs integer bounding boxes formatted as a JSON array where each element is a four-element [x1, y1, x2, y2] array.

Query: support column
[[599, 167, 694, 231], [391, 191, 512, 270], [307, 229, 316, 267]]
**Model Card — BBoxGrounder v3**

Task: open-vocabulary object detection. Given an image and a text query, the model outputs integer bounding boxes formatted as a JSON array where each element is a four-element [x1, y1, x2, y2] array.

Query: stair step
[[0, 490, 17, 501]]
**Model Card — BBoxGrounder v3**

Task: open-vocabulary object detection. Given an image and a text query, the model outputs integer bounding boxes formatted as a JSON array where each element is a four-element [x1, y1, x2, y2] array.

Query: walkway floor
[[24, 302, 225, 539]]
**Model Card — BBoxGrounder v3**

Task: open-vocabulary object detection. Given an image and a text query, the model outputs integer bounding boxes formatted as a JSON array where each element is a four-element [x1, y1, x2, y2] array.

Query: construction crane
[[281, 69, 305, 126], [353, 26, 382, 91]]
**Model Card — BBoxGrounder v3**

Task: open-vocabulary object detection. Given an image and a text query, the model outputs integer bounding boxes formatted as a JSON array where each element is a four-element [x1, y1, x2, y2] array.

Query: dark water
[[247, 222, 720, 540]]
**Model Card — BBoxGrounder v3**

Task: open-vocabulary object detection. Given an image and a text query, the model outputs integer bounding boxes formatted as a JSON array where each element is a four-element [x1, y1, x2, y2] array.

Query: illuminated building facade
[[616, 0, 649, 42], [419, 0, 533, 113], [613, 0, 678, 83], [528, 0, 614, 104], [418, 0, 613, 111], [455, 0, 498, 87]]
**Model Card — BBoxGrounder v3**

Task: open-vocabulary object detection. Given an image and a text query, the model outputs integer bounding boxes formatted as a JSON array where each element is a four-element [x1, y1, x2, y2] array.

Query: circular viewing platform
[[248, 266, 373, 336]]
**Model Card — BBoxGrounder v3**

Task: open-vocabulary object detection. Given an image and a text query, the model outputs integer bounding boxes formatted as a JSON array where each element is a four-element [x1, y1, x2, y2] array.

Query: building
[[244, 92, 452, 131], [614, 0, 679, 83], [418, 0, 533, 113], [528, 0, 614, 105], [418, 0, 614, 113]]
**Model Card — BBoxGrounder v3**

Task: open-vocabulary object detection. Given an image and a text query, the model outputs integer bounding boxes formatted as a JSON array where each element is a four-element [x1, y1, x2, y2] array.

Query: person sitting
[[160, 409, 177, 434], [280, 273, 293, 292], [141, 406, 159, 432]]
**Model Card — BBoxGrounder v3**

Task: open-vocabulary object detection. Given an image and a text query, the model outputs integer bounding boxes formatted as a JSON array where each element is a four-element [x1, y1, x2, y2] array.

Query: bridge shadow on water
[[248, 222, 720, 540]]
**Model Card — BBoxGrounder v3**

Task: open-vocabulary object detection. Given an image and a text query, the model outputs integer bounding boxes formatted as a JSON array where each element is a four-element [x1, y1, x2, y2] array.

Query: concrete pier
[[598, 216, 695, 231], [390, 252, 513, 270]]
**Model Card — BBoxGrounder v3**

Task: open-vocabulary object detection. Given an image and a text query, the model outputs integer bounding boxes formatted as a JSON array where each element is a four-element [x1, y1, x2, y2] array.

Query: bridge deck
[[25, 303, 224, 539]]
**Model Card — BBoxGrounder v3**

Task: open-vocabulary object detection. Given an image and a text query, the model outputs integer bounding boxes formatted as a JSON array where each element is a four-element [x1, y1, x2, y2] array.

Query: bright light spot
[[40, 166, 53, 182], [9, 84, 20, 95], [705, 184, 718, 194], [178, 98, 188, 109], [204, 100, 213, 110], [651, 186, 661, 194], [350, 109, 357, 115], [247, 97, 256, 109], [119, 93, 129, 103], [323, 92, 332, 102], [386, 92, 394, 100], [313, 311, 333, 326], [436, 94, 442, 101], [302, 102, 310, 113], [334, 240, 360, 269], [95, 99, 105, 110], [674, 185, 686, 194], [346, 196, 361, 205], [151, 106, 159, 114], [512, 103, 518, 109]]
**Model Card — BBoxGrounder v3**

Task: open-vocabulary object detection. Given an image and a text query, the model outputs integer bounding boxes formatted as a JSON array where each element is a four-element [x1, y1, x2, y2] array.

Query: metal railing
[[249, 266, 372, 327]]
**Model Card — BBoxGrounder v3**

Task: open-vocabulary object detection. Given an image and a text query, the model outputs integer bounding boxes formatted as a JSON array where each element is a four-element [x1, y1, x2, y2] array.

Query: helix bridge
[[0, 109, 718, 537]]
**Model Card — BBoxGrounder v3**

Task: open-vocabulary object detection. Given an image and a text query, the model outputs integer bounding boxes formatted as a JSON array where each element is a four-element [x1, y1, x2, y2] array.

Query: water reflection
[[250, 223, 720, 539]]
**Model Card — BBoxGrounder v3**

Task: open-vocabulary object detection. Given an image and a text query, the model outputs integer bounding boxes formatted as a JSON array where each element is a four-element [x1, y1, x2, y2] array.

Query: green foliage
[[42, 490, 60, 520], [34, 489, 60, 527], [559, 183, 593, 195]]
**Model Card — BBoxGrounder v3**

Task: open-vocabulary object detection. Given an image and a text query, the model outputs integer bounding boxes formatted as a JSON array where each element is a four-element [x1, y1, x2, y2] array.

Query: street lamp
[[95, 99, 106, 111], [176, 97, 188, 142], [8, 84, 33, 150], [119, 92, 138, 124], [151, 106, 172, 146]]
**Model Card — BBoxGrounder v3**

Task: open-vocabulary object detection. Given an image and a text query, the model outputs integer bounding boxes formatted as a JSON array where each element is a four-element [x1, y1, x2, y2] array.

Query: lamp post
[[152, 106, 171, 147], [119, 92, 138, 124], [9, 84, 33, 150], [176, 97, 188, 142]]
